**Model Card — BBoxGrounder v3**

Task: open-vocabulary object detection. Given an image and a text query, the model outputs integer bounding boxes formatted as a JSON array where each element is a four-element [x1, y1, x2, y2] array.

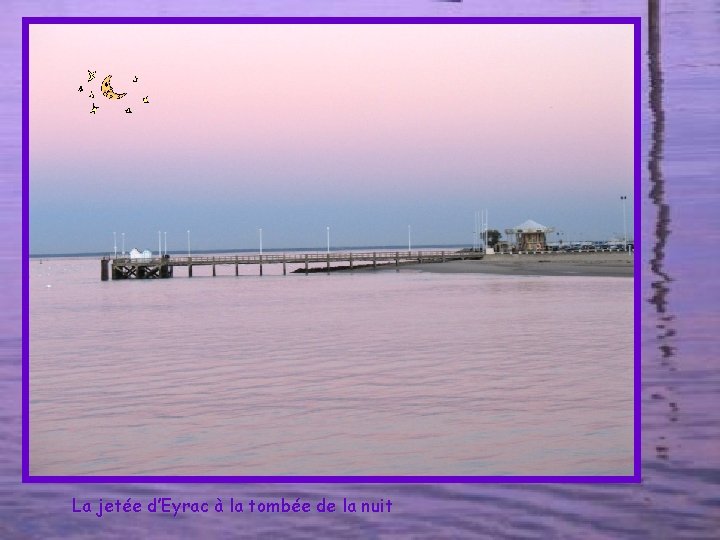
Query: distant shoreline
[[297, 251, 633, 278], [393, 252, 634, 278]]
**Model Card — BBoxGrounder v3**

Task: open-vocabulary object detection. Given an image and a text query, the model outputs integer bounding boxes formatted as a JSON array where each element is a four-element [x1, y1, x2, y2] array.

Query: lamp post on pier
[[259, 228, 263, 255], [187, 230, 190, 257], [620, 195, 628, 251], [474, 212, 478, 251], [326, 226, 330, 254], [113, 232, 117, 258], [121, 232, 125, 255]]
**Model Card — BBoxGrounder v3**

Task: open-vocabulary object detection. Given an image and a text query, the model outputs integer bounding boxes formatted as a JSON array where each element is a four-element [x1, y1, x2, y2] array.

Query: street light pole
[[187, 230, 190, 257], [113, 232, 117, 258], [158, 231, 161, 258], [259, 228, 263, 255], [326, 226, 330, 254], [621, 195, 628, 251], [121, 232, 125, 255], [483, 208, 488, 252], [164, 232, 167, 256], [473, 212, 477, 251]]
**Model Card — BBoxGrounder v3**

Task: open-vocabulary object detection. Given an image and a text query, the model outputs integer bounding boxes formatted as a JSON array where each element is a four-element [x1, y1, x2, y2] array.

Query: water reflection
[[647, 0, 679, 467], [648, 0, 672, 316]]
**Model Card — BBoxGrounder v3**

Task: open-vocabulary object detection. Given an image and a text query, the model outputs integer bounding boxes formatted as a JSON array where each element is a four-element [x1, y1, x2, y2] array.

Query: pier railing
[[104, 250, 481, 280], [110, 250, 473, 267]]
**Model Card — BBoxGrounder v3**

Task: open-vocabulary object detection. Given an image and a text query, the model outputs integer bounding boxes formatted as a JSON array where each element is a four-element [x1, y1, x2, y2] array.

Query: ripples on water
[[2, 1, 719, 537], [30, 260, 633, 477]]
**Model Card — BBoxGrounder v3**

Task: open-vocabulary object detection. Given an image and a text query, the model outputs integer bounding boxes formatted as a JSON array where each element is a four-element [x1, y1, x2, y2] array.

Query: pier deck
[[102, 250, 482, 280]]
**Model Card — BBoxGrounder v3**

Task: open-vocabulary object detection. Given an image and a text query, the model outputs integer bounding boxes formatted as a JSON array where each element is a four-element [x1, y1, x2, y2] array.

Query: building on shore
[[504, 220, 554, 251]]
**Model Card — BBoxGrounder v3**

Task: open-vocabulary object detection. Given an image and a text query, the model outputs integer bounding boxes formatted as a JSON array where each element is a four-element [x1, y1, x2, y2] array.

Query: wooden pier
[[101, 250, 482, 280]]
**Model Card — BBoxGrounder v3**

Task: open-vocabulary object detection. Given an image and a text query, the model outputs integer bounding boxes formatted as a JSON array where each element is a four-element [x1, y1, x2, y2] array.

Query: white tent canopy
[[129, 248, 153, 260], [512, 219, 550, 232]]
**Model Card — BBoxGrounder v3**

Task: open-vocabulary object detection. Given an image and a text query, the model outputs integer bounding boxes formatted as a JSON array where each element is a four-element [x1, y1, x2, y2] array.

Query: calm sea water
[[30, 257, 633, 477], [2, 0, 720, 538]]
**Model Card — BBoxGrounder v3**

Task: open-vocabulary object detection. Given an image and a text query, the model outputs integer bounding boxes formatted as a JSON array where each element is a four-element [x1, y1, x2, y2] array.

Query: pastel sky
[[30, 22, 634, 254]]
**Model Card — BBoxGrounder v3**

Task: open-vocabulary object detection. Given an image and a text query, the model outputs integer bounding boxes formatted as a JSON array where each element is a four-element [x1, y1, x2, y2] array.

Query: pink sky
[[31, 23, 632, 192]]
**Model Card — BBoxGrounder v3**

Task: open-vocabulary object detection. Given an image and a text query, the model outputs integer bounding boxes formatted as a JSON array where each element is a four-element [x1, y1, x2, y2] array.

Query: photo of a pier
[[28, 20, 634, 478]]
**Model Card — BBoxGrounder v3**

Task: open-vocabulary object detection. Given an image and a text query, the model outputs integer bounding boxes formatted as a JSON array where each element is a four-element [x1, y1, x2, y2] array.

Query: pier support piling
[[349, 252, 353, 271], [305, 254, 308, 275], [283, 254, 287, 276], [373, 252, 377, 270], [259, 254, 263, 276], [100, 258, 109, 281]]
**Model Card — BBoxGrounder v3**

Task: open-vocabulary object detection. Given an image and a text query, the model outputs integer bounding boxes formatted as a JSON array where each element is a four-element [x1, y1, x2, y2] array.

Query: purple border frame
[[22, 16, 641, 484]]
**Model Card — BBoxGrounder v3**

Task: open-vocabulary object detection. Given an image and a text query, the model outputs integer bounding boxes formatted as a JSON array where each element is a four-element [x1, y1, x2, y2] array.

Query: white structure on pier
[[505, 219, 555, 251], [129, 248, 153, 260]]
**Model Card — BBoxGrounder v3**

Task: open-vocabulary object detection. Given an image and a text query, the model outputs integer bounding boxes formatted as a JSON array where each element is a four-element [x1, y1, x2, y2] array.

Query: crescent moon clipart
[[101, 74, 127, 100]]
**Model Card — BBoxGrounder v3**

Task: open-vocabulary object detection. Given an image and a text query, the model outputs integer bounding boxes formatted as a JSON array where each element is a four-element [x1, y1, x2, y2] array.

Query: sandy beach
[[397, 252, 634, 278]]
